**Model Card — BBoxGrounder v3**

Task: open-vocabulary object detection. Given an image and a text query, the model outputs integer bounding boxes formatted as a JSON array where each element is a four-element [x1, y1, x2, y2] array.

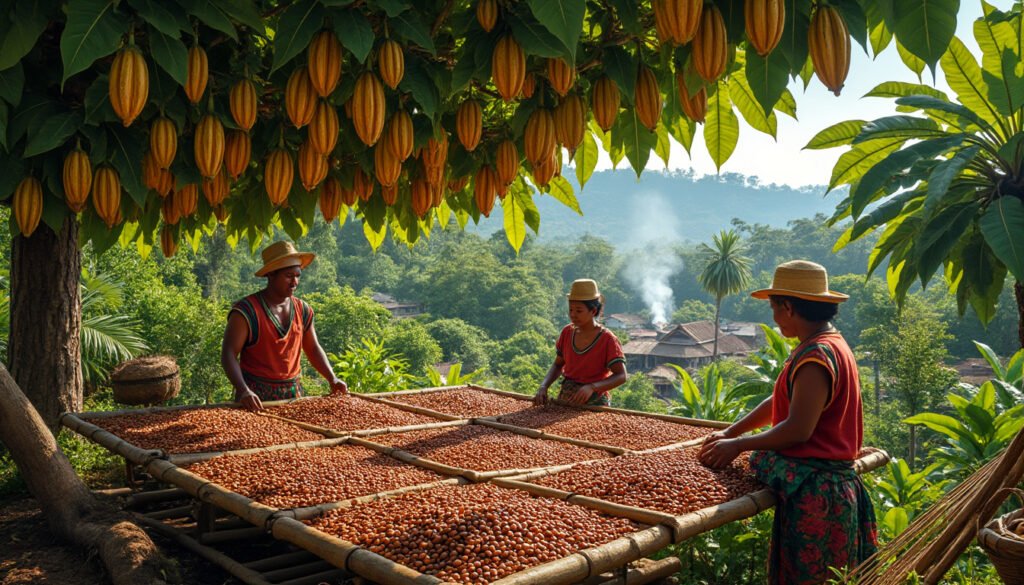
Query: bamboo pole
[[59, 413, 164, 464], [672, 490, 777, 543], [465, 384, 536, 401], [167, 436, 352, 466], [277, 569, 348, 585], [578, 525, 674, 577], [347, 548, 445, 584], [91, 486, 134, 497], [362, 397, 465, 421], [284, 478, 466, 521], [631, 437, 705, 455], [581, 556, 682, 585], [475, 419, 627, 454], [353, 419, 466, 438], [490, 553, 591, 584], [546, 401, 729, 429], [242, 550, 319, 571], [198, 526, 267, 545], [499, 465, 576, 483], [489, 477, 573, 500], [567, 495, 679, 529], [146, 458, 212, 495], [198, 481, 278, 526], [125, 487, 188, 508]]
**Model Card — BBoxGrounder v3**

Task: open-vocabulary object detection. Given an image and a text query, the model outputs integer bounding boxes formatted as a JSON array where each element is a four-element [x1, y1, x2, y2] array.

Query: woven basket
[[110, 356, 180, 406], [977, 488, 1024, 585]]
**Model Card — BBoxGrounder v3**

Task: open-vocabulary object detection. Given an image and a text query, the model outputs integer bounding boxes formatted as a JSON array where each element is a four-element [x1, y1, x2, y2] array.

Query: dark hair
[[580, 298, 603, 317], [770, 295, 838, 323]]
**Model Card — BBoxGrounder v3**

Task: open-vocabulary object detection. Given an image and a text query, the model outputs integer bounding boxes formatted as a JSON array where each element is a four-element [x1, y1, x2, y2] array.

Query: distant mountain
[[476, 169, 841, 245]]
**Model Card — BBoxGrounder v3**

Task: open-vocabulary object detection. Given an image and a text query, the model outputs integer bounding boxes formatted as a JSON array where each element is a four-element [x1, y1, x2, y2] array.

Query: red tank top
[[771, 331, 863, 460], [230, 293, 313, 382]]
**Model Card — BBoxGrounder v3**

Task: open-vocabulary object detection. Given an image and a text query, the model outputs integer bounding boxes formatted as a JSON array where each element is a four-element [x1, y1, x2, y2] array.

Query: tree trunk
[[1015, 281, 1023, 349], [8, 217, 83, 432], [909, 424, 917, 469], [712, 299, 721, 360], [0, 363, 169, 584]]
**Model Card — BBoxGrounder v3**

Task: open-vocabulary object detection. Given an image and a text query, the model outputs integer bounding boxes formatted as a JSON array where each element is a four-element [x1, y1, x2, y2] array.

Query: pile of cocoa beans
[[265, 395, 437, 431], [186, 445, 444, 509], [93, 408, 320, 453], [371, 425, 611, 471], [537, 447, 763, 516], [309, 483, 638, 583], [496, 405, 710, 450], [390, 388, 533, 418]]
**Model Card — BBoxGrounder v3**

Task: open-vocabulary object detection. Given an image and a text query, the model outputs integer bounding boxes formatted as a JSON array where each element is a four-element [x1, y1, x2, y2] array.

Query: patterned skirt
[[557, 377, 611, 406], [242, 372, 304, 401], [750, 450, 878, 585]]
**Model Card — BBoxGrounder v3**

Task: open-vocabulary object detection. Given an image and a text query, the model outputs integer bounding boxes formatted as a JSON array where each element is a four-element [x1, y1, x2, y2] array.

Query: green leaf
[[213, 0, 267, 34], [509, 14, 567, 59], [23, 111, 82, 157], [400, 59, 440, 119], [8, 94, 57, 148], [729, 70, 777, 137], [916, 201, 979, 284], [830, 0, 868, 52], [60, 0, 127, 87], [503, 189, 526, 252], [527, 0, 585, 61], [704, 81, 739, 170], [896, 94, 991, 131], [333, 10, 374, 64], [271, 0, 324, 73], [778, 0, 811, 72], [828, 137, 905, 191], [107, 125, 147, 206], [804, 120, 866, 150], [127, 0, 187, 37], [616, 108, 655, 177], [975, 16, 1024, 117], [574, 130, 598, 189], [147, 27, 188, 87], [883, 507, 909, 536], [980, 196, 1024, 282], [179, 0, 238, 40], [744, 47, 790, 117], [0, 63, 24, 107], [892, 0, 959, 72], [363, 218, 386, 250], [654, 122, 671, 166], [896, 40, 926, 77], [668, 112, 696, 154], [602, 46, 636, 104], [853, 115, 941, 143], [866, 1, 893, 57], [925, 146, 979, 211], [545, 175, 581, 215], [851, 136, 963, 216], [0, 101, 6, 150], [863, 81, 947, 100], [608, 0, 641, 35], [391, 11, 436, 55], [940, 36, 1000, 127], [367, 0, 408, 17], [0, 0, 54, 71]]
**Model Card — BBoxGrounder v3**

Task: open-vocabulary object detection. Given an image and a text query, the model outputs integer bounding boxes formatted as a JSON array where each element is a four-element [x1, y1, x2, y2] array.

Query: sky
[[591, 1, 999, 188]]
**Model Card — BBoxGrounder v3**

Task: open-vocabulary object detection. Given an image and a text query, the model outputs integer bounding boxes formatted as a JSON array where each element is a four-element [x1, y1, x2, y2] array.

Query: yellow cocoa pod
[[213, 204, 228, 223], [745, 0, 785, 56], [307, 30, 343, 98], [495, 139, 519, 186], [336, 177, 357, 206], [430, 181, 444, 207], [424, 159, 445, 186], [310, 100, 339, 155], [386, 110, 414, 162], [154, 168, 174, 197], [149, 117, 177, 169], [411, 177, 432, 218], [373, 142, 402, 187], [809, 4, 850, 96], [319, 177, 343, 222], [476, 0, 498, 32], [194, 114, 225, 178], [285, 67, 317, 128], [591, 76, 620, 132], [634, 64, 663, 131], [531, 153, 558, 187], [202, 169, 230, 206], [185, 45, 208, 105], [299, 139, 329, 191], [380, 182, 398, 206], [521, 71, 537, 99], [142, 150, 160, 189], [653, 0, 672, 45], [664, 0, 703, 45], [676, 71, 708, 123], [92, 167, 122, 228], [421, 132, 449, 169], [456, 99, 483, 152], [229, 79, 258, 131], [474, 165, 498, 217], [175, 183, 199, 218], [547, 58, 576, 97], [492, 35, 525, 102], [265, 149, 295, 206], [524, 108, 555, 166], [13, 177, 43, 237], [62, 148, 92, 213], [109, 46, 149, 127], [377, 39, 405, 90], [162, 192, 180, 225], [160, 226, 177, 257], [693, 5, 729, 82], [447, 175, 469, 193], [353, 167, 373, 201], [224, 130, 251, 179], [352, 72, 386, 146], [554, 93, 585, 153]]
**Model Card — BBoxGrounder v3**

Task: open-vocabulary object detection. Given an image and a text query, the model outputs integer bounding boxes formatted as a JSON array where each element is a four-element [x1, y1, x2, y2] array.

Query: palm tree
[[698, 230, 752, 360]]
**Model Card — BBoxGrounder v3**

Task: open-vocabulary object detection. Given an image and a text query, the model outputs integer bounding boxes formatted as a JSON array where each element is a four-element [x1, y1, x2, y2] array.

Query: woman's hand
[[328, 377, 349, 396], [568, 384, 595, 405], [699, 436, 741, 468], [237, 389, 263, 412], [533, 387, 549, 405]]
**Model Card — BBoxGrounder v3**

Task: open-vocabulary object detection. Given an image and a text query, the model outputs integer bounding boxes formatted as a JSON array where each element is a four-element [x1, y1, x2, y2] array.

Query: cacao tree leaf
[[916, 201, 980, 285], [545, 175, 581, 215], [503, 188, 526, 253], [400, 58, 441, 119], [830, 0, 868, 52], [804, 119, 866, 149], [865, 1, 893, 57], [435, 199, 451, 229], [508, 13, 566, 59], [127, 0, 187, 37], [527, 0, 585, 61], [851, 135, 963, 216], [744, 47, 789, 117], [980, 196, 1024, 283], [602, 46, 636, 103], [391, 11, 436, 56], [0, 0, 55, 71], [975, 16, 1024, 117], [367, 0, 408, 17], [892, 0, 959, 72], [107, 125, 147, 206], [60, 0, 127, 87], [363, 217, 387, 250], [864, 81, 947, 100], [0, 101, 6, 150], [607, 0, 641, 35], [729, 69, 777, 137], [178, 0, 238, 40], [775, 88, 797, 118], [896, 94, 991, 131], [212, 0, 266, 34], [520, 187, 540, 233], [704, 81, 738, 171], [0, 151, 24, 200], [962, 233, 1006, 324], [333, 10, 374, 64], [0, 62, 24, 107], [573, 130, 597, 189], [147, 27, 188, 87], [828, 137, 905, 191], [24, 110, 82, 157], [654, 122, 671, 167], [8, 94, 57, 148], [668, 114, 695, 154], [270, 0, 324, 73], [896, 40, 926, 77], [939, 36, 1000, 126], [778, 0, 811, 72], [925, 147, 980, 211], [617, 108, 655, 178]]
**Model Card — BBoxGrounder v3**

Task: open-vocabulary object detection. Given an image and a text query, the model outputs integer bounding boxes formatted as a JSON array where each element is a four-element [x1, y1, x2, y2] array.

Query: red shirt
[[556, 325, 625, 394], [230, 294, 313, 382], [771, 331, 863, 461]]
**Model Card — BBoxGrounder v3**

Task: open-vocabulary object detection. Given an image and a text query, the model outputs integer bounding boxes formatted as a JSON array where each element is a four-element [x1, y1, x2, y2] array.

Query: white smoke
[[622, 192, 684, 326]]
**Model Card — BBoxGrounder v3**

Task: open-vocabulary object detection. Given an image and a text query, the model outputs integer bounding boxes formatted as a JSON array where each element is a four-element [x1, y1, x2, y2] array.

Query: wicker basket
[[977, 488, 1024, 585], [110, 356, 180, 406]]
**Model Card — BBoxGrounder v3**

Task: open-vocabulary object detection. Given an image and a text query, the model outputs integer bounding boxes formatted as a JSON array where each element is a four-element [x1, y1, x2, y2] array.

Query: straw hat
[[255, 241, 315, 277], [567, 279, 604, 303], [750, 260, 849, 303]]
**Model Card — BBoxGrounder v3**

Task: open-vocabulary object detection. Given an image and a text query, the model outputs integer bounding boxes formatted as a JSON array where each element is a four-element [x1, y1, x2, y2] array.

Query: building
[[371, 292, 421, 319], [623, 320, 755, 373], [605, 313, 649, 331]]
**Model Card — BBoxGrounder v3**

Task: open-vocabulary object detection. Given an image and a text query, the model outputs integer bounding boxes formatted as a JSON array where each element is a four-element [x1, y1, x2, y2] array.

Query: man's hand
[[238, 389, 263, 412], [533, 387, 549, 405], [328, 377, 349, 396]]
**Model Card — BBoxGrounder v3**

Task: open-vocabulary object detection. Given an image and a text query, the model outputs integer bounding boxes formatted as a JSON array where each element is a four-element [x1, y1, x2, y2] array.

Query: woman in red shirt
[[534, 279, 627, 406]]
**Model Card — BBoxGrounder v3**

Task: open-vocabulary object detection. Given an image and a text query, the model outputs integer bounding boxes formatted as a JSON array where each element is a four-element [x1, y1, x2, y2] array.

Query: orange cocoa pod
[[591, 76, 620, 132], [213, 204, 228, 223], [62, 148, 92, 213], [194, 114, 225, 178], [92, 167, 122, 228], [430, 182, 444, 207], [310, 100, 339, 155], [224, 130, 252, 179], [307, 30, 343, 97], [447, 175, 469, 192], [423, 159, 445, 186], [142, 150, 160, 190], [664, 0, 703, 44], [745, 0, 785, 56], [492, 35, 525, 102], [521, 71, 537, 99], [524, 108, 555, 165], [380, 182, 398, 205], [547, 58, 576, 97], [319, 178, 343, 221], [373, 142, 402, 187], [377, 39, 405, 90], [532, 153, 558, 187], [692, 5, 729, 82], [676, 71, 707, 123], [229, 79, 258, 131], [809, 4, 850, 96], [149, 117, 177, 169], [495, 140, 519, 185], [161, 192, 179, 225], [411, 177, 432, 218], [476, 0, 498, 32], [160, 226, 177, 257], [352, 72, 386, 146], [653, 0, 672, 45], [299, 139, 329, 191], [285, 67, 318, 128], [554, 93, 585, 153], [634, 64, 663, 131], [13, 177, 43, 237], [185, 45, 208, 105], [456, 99, 482, 152], [353, 167, 373, 201], [265, 149, 295, 206], [175, 183, 199, 218], [109, 46, 149, 127], [473, 165, 498, 217], [202, 170, 230, 206], [386, 110, 414, 162], [153, 168, 174, 197], [335, 177, 357, 206], [421, 132, 449, 169]]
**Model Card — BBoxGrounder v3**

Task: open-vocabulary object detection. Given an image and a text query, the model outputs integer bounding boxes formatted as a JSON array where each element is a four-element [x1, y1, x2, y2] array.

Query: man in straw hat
[[698, 260, 876, 584], [222, 241, 348, 411]]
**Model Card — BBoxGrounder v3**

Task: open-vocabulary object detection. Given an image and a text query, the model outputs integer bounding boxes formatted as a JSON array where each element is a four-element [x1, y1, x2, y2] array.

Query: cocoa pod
[[386, 110, 414, 162], [161, 191, 180, 225], [521, 71, 537, 99], [456, 99, 482, 152], [492, 35, 525, 102], [109, 46, 149, 127], [62, 148, 92, 213], [554, 93, 585, 153], [430, 181, 444, 207], [352, 72, 386, 146], [224, 130, 251, 179], [149, 117, 177, 169], [175, 183, 199, 218], [92, 167, 122, 228], [265, 149, 295, 206], [663, 0, 703, 45], [373, 142, 402, 187], [153, 168, 174, 197], [653, 0, 672, 45], [353, 167, 373, 201], [213, 204, 228, 223], [13, 177, 43, 237], [319, 177, 343, 221], [333, 175, 357, 206], [194, 115, 225, 178], [377, 39, 405, 90], [591, 76, 620, 132], [809, 4, 850, 96], [380, 182, 398, 206], [476, 0, 498, 32], [411, 177, 432, 218], [160, 226, 177, 257], [676, 71, 707, 123], [309, 100, 339, 155], [745, 0, 785, 56], [201, 169, 230, 206], [531, 153, 558, 187], [524, 108, 555, 165], [474, 165, 498, 217], [447, 175, 469, 193], [229, 79, 258, 131], [307, 30, 343, 97], [285, 67, 317, 128], [634, 64, 663, 131], [547, 58, 576, 97], [495, 139, 519, 186], [423, 158, 445, 187], [421, 133, 449, 169], [185, 45, 208, 105], [299, 139, 328, 191], [692, 4, 729, 82]]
